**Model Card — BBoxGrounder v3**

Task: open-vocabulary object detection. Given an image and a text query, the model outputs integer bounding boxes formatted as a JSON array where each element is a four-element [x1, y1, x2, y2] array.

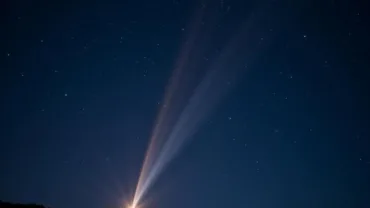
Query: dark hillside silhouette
[[0, 201, 46, 208]]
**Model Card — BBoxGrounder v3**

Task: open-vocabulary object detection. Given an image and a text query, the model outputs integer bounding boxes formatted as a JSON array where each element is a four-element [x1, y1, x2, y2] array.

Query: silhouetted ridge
[[0, 201, 47, 208]]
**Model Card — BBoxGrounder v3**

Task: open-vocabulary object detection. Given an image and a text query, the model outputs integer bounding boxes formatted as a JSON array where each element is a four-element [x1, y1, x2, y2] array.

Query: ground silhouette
[[0, 201, 46, 208]]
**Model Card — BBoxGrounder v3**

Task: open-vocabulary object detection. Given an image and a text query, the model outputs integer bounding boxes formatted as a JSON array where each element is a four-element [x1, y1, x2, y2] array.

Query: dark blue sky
[[1, 0, 369, 208]]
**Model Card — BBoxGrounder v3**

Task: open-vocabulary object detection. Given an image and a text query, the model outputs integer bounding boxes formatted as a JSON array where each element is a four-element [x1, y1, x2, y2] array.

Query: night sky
[[1, 0, 370, 208]]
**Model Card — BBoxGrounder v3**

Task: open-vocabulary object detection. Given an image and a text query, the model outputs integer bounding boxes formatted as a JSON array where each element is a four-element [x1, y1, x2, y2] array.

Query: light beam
[[127, 0, 301, 206]]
